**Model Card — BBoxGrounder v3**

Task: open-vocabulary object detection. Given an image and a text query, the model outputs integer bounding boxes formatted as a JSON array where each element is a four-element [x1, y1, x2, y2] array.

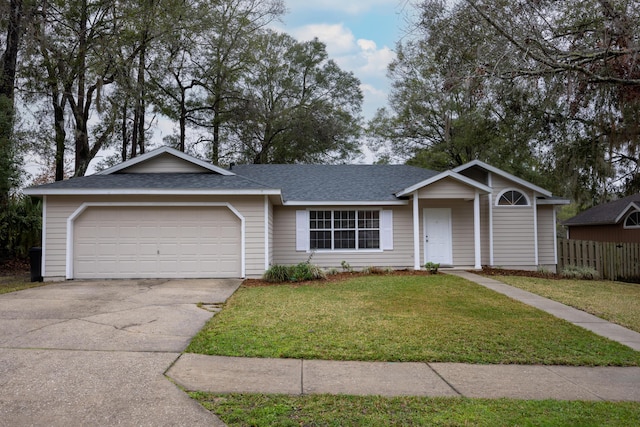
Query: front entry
[[423, 208, 453, 266]]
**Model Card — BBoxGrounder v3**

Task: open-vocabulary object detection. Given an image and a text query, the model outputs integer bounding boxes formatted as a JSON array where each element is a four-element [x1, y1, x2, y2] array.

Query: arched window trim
[[624, 210, 640, 229], [495, 188, 531, 207]]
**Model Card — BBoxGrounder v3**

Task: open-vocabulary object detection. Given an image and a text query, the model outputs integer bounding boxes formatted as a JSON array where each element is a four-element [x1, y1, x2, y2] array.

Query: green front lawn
[[486, 276, 640, 333], [186, 275, 640, 366], [192, 393, 640, 427]]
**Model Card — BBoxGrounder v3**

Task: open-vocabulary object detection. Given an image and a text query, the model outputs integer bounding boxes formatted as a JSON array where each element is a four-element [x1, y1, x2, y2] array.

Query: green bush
[[0, 195, 41, 259], [424, 262, 440, 274], [263, 264, 291, 282], [263, 262, 326, 283], [561, 265, 599, 280], [290, 262, 326, 282]]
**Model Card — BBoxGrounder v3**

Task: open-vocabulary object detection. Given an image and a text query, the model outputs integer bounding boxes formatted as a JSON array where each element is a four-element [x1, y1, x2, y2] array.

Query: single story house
[[24, 146, 569, 280], [564, 193, 640, 243]]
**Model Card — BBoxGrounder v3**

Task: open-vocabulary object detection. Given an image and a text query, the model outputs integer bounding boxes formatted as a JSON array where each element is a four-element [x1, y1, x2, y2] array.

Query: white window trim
[[297, 209, 393, 252], [66, 202, 246, 279], [495, 188, 531, 207], [623, 210, 640, 229]]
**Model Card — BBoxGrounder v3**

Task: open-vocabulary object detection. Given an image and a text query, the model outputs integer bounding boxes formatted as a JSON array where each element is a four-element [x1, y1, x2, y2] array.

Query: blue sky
[[272, 0, 408, 120]]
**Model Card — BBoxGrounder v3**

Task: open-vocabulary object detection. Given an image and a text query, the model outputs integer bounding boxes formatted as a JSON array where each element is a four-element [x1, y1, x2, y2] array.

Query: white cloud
[[285, 0, 399, 15], [290, 24, 395, 78], [288, 23, 395, 119], [289, 23, 356, 56]]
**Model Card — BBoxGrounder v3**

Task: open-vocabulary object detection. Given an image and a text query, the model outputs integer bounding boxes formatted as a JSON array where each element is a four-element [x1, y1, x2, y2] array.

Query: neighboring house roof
[[564, 193, 640, 226], [232, 164, 438, 204], [22, 173, 279, 196]]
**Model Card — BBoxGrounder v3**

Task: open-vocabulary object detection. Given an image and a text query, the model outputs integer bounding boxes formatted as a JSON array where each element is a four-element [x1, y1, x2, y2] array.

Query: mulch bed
[[243, 269, 436, 287], [479, 267, 562, 280]]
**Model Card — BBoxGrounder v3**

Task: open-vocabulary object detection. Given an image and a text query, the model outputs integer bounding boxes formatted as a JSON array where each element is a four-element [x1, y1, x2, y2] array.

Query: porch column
[[474, 190, 481, 269], [413, 191, 420, 270]]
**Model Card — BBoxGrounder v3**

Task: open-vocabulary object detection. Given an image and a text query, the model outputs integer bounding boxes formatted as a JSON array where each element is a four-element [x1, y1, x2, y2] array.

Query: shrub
[[561, 265, 600, 280], [362, 266, 390, 275], [290, 262, 326, 282], [0, 195, 42, 260], [340, 260, 353, 273], [424, 262, 440, 274], [263, 262, 326, 283], [263, 264, 291, 282]]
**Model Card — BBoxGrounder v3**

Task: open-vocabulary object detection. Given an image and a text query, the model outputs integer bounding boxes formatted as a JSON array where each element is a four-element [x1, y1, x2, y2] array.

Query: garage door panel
[[73, 206, 241, 279]]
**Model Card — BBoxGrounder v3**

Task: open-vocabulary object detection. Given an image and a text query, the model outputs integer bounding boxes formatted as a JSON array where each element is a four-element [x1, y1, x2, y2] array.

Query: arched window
[[497, 190, 529, 206], [624, 211, 640, 228]]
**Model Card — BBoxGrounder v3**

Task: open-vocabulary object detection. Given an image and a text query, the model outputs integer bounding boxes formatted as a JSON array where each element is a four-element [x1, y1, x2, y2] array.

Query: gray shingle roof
[[24, 173, 275, 192], [564, 193, 640, 226], [232, 164, 438, 202]]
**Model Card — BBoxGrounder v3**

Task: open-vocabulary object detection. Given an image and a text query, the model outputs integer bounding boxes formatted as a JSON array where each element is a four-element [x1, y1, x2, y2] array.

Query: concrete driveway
[[0, 278, 241, 426]]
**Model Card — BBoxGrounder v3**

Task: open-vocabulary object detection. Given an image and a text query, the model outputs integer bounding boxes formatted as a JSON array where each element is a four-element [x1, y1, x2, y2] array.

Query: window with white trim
[[624, 211, 640, 228], [309, 210, 380, 250], [497, 190, 529, 206]]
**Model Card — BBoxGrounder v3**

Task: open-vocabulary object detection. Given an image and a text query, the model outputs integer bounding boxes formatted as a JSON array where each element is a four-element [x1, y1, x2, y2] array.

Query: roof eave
[[536, 198, 571, 205], [282, 200, 408, 206], [23, 188, 281, 196]]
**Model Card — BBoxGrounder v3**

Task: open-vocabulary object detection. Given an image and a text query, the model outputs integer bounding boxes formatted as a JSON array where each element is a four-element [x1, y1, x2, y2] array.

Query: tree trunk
[[0, 0, 23, 205], [73, 0, 89, 176], [53, 95, 66, 181]]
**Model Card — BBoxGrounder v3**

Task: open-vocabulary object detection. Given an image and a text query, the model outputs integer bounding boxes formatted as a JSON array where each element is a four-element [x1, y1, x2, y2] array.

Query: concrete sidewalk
[[166, 271, 640, 401], [167, 355, 640, 401]]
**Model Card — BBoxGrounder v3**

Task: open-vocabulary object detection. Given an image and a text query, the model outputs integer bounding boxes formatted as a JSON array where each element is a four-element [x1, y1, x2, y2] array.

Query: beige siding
[[272, 205, 415, 269], [419, 200, 476, 266], [43, 194, 266, 279], [489, 174, 538, 267], [537, 206, 556, 265], [122, 153, 212, 173], [492, 208, 536, 266], [418, 178, 477, 199]]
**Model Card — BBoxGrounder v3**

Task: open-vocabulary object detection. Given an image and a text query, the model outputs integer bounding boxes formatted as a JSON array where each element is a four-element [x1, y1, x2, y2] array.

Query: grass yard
[[486, 276, 640, 333], [0, 274, 45, 295], [186, 275, 640, 366], [191, 393, 640, 427]]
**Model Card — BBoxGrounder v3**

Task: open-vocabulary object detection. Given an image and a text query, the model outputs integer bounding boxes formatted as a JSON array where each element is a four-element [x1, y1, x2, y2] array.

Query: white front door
[[423, 208, 453, 266]]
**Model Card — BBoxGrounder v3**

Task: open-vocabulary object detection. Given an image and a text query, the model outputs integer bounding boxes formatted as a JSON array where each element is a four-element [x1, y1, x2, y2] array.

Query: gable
[[119, 152, 214, 173], [417, 177, 479, 199], [96, 146, 234, 176]]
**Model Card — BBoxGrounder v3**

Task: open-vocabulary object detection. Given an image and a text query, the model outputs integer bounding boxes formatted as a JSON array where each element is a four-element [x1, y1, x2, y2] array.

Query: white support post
[[533, 194, 539, 266], [474, 190, 481, 269], [413, 192, 420, 270], [264, 195, 270, 272]]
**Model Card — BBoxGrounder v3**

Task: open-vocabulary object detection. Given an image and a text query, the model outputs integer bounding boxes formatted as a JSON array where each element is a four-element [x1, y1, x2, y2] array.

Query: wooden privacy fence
[[557, 238, 640, 281]]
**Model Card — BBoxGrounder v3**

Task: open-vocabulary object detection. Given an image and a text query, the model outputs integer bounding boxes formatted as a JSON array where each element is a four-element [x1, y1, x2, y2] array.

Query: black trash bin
[[29, 247, 43, 282]]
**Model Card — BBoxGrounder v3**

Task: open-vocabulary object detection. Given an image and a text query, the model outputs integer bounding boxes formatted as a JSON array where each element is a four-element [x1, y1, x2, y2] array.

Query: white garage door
[[73, 206, 241, 279]]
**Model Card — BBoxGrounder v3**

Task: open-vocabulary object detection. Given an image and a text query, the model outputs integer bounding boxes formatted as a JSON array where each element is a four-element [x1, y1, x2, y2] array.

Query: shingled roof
[[564, 193, 640, 226], [23, 173, 277, 195], [231, 164, 439, 203]]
